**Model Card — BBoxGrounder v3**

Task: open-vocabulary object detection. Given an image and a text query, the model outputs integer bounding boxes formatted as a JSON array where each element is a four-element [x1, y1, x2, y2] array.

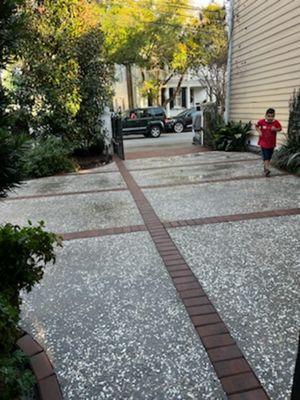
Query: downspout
[[224, 0, 234, 123]]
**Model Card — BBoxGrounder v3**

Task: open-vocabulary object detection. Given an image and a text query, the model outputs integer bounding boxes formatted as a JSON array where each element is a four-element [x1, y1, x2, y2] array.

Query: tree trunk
[[163, 71, 186, 108], [125, 64, 134, 109]]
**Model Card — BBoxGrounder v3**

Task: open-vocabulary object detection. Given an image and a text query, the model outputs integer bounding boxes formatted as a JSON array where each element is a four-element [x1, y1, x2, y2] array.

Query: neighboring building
[[161, 71, 207, 117], [112, 65, 207, 116], [226, 0, 300, 145]]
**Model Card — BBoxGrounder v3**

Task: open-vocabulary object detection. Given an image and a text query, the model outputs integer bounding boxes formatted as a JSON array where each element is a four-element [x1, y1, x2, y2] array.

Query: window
[[150, 108, 164, 117]]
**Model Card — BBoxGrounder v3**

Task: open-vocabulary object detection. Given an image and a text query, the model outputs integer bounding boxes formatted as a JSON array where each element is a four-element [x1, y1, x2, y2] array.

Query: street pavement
[[1, 135, 299, 399]]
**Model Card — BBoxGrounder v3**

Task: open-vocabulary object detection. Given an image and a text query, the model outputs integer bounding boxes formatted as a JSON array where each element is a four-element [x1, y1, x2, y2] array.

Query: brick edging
[[61, 224, 147, 241], [140, 173, 288, 190], [17, 332, 63, 400], [124, 146, 209, 160], [128, 157, 261, 172], [163, 208, 300, 229], [6, 187, 127, 201], [115, 158, 270, 399]]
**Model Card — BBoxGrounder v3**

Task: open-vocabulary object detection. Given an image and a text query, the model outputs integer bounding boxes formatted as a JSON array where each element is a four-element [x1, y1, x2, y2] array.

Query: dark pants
[[261, 147, 274, 161]]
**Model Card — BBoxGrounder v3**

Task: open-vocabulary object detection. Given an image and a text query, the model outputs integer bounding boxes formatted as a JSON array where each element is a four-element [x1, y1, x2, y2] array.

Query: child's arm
[[271, 121, 282, 132], [255, 123, 262, 136]]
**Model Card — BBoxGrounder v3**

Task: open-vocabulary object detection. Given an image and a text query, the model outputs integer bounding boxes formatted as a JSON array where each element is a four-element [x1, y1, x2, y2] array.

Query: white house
[[112, 65, 208, 116]]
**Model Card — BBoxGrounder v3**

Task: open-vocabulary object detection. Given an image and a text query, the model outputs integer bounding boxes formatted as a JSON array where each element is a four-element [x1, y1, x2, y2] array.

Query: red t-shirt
[[256, 119, 282, 149]]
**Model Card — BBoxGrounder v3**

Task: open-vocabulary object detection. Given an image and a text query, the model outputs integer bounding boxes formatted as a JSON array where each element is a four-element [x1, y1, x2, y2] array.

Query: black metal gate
[[111, 116, 125, 160]]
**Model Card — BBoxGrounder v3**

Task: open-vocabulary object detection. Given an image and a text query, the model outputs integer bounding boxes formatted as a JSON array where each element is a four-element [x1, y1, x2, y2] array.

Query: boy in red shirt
[[255, 108, 282, 177]]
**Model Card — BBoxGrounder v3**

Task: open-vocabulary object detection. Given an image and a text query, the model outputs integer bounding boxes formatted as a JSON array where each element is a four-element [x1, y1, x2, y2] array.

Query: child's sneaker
[[265, 169, 271, 177]]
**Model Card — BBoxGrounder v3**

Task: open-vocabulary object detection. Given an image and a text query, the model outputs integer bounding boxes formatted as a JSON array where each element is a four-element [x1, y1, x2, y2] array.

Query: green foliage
[[213, 121, 252, 151], [0, 220, 60, 399], [9, 0, 113, 145], [0, 294, 35, 398], [22, 137, 76, 178], [75, 27, 113, 148], [0, 0, 26, 69], [273, 89, 300, 174], [0, 349, 36, 400], [0, 221, 61, 306], [0, 128, 28, 198], [101, 0, 223, 106], [0, 294, 19, 355]]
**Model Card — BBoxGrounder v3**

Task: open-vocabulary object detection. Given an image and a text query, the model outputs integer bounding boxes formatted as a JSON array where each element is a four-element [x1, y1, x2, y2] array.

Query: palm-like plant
[[273, 89, 300, 174], [213, 120, 252, 151]]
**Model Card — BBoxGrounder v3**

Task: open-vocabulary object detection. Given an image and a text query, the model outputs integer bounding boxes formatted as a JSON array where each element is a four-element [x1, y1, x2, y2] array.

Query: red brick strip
[[58, 209, 299, 242], [163, 208, 300, 229], [115, 158, 270, 399], [7, 171, 287, 202], [61, 224, 147, 241], [128, 157, 261, 172], [140, 173, 287, 190], [7, 187, 127, 201], [124, 146, 209, 160], [17, 332, 63, 400]]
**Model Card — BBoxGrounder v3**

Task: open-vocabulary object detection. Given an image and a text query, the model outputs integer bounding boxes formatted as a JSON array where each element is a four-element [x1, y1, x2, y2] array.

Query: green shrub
[[0, 222, 61, 397], [0, 128, 28, 198], [72, 134, 105, 157], [23, 137, 76, 178], [212, 121, 252, 151], [0, 294, 19, 355], [272, 89, 300, 174], [0, 221, 61, 308], [0, 350, 36, 400]]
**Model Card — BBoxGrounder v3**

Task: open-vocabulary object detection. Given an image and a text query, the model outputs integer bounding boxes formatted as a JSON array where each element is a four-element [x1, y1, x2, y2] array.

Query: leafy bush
[[72, 135, 105, 157], [0, 222, 61, 398], [272, 89, 300, 174], [0, 294, 34, 400], [0, 128, 28, 198], [22, 136, 77, 178], [212, 121, 252, 151], [0, 221, 61, 307], [0, 350, 36, 400], [0, 294, 19, 355]]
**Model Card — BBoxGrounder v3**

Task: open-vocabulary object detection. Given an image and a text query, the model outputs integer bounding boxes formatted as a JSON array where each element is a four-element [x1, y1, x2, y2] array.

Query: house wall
[[228, 0, 300, 145]]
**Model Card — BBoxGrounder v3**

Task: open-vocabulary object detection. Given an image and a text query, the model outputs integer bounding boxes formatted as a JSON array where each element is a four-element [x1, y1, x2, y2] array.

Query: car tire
[[150, 125, 161, 138], [174, 121, 184, 133]]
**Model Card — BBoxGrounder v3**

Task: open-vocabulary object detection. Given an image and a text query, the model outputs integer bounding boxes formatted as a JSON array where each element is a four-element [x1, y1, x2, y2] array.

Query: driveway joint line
[[115, 158, 270, 399]]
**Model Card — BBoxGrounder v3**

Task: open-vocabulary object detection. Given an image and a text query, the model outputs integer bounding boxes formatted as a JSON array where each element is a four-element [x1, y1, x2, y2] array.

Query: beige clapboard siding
[[232, 1, 297, 39], [232, 2, 297, 46], [231, 29, 299, 60], [228, 0, 300, 137]]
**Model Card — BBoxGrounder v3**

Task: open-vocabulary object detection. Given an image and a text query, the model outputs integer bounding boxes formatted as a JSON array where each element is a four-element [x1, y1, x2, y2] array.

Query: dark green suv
[[121, 107, 167, 138]]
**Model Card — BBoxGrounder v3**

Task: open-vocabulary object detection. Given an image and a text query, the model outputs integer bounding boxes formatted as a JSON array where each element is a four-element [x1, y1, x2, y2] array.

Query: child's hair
[[266, 108, 275, 114]]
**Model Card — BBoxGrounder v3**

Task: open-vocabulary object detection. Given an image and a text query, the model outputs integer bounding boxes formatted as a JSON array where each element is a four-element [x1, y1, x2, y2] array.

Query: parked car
[[121, 107, 171, 138], [168, 107, 197, 133]]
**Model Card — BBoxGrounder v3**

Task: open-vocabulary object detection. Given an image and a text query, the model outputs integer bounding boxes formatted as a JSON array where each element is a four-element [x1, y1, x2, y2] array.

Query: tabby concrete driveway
[[1, 145, 299, 400]]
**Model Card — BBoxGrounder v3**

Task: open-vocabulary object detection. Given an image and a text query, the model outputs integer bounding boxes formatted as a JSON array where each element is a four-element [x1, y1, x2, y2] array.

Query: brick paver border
[[140, 173, 287, 190], [61, 224, 147, 241], [17, 332, 63, 400], [128, 157, 261, 172], [6, 187, 127, 201], [6, 171, 289, 201], [124, 145, 209, 159], [60, 208, 300, 241], [115, 158, 270, 399]]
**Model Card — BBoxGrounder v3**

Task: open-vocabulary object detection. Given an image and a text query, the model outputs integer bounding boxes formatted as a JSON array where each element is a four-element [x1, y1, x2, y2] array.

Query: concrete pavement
[[1, 141, 299, 399]]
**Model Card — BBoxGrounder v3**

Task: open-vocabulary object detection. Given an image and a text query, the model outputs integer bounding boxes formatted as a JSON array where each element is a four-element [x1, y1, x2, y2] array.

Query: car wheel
[[174, 122, 184, 133], [150, 126, 161, 138]]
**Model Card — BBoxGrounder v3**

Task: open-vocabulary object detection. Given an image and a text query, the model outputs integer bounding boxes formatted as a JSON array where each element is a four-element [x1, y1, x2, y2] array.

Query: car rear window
[[149, 108, 165, 117]]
